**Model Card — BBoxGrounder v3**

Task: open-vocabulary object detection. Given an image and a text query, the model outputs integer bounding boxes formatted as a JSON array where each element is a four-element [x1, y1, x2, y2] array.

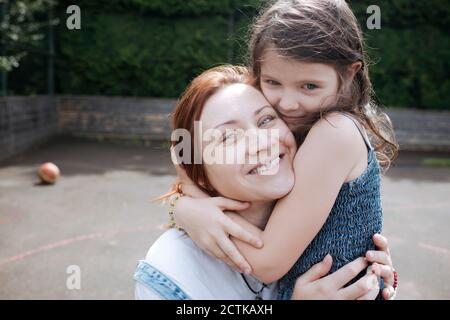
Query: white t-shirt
[[135, 228, 278, 300]]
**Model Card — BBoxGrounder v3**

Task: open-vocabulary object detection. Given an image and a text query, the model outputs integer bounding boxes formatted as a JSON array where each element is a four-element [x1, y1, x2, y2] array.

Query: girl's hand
[[173, 196, 263, 274], [291, 234, 396, 300], [291, 255, 380, 300], [365, 234, 396, 300]]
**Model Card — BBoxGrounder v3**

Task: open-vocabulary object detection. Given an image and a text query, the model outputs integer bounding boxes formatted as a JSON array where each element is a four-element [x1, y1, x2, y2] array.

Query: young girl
[[172, 0, 398, 299]]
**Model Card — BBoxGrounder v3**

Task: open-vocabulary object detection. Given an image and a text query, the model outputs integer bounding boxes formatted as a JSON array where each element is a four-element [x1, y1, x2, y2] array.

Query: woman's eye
[[302, 83, 318, 90], [259, 115, 275, 126], [222, 131, 238, 143], [264, 79, 280, 86], [222, 133, 231, 142]]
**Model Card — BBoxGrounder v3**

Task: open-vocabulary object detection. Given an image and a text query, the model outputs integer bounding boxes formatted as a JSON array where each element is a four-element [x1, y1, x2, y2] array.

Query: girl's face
[[260, 50, 340, 128], [200, 83, 296, 202]]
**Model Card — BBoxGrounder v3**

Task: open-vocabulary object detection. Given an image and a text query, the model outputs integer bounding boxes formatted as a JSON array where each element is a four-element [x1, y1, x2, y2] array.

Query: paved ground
[[0, 137, 449, 300]]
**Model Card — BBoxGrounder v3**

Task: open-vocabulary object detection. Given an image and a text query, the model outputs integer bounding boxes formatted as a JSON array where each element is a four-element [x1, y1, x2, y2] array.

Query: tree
[[0, 0, 57, 94]]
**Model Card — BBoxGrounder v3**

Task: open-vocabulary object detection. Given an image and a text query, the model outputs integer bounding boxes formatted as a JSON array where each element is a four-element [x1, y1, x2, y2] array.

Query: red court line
[[418, 242, 450, 256], [0, 225, 157, 269]]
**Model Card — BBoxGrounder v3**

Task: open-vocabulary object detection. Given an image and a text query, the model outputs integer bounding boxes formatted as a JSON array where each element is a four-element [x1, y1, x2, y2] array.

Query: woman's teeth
[[249, 156, 280, 175]]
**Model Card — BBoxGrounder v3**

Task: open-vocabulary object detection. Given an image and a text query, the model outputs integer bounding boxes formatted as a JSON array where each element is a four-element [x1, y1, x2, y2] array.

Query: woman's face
[[259, 50, 340, 128], [200, 83, 296, 202]]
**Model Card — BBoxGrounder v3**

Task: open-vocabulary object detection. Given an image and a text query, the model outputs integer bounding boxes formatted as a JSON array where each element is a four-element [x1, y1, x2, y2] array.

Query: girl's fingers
[[366, 250, 392, 267], [215, 197, 250, 211], [329, 257, 368, 289], [223, 216, 263, 248], [340, 273, 378, 300], [221, 255, 243, 273], [373, 234, 390, 254], [216, 237, 252, 274], [297, 254, 333, 285], [204, 246, 240, 272], [370, 263, 394, 287], [382, 285, 395, 300]]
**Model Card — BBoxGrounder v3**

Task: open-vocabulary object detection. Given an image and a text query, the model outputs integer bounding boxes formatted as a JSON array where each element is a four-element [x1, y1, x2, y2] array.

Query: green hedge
[[57, 14, 232, 96], [54, 0, 259, 97], [9, 0, 450, 109], [351, 0, 450, 110]]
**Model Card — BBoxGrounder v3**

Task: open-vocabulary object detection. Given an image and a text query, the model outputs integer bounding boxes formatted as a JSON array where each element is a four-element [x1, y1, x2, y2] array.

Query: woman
[[134, 65, 389, 300]]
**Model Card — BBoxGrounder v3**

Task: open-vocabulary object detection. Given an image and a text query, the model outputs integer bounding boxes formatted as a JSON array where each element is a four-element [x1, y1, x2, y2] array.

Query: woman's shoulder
[[138, 228, 240, 299], [144, 228, 233, 283], [145, 228, 199, 266], [136, 229, 204, 299]]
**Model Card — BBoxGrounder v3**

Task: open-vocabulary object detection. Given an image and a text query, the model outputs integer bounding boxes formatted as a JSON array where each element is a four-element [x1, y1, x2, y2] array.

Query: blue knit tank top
[[278, 114, 383, 300]]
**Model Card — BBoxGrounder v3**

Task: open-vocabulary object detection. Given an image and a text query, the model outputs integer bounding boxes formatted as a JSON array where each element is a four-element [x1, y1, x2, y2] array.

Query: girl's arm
[[226, 212, 396, 299], [227, 114, 364, 283]]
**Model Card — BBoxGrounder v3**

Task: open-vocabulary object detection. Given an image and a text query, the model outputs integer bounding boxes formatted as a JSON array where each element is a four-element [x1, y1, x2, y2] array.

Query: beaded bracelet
[[393, 270, 398, 290], [389, 270, 398, 300], [168, 193, 184, 231]]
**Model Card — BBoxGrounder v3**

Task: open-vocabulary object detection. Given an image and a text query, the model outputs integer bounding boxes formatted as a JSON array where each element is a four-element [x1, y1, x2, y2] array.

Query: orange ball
[[38, 162, 60, 184]]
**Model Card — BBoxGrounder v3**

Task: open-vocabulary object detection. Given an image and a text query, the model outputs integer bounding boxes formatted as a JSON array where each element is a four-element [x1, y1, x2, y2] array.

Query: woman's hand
[[173, 196, 263, 274], [291, 255, 380, 300], [365, 234, 396, 300]]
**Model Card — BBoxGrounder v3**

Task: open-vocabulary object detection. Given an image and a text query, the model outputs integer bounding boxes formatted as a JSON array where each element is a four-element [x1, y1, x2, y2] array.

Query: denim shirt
[[134, 228, 279, 300], [134, 260, 191, 300]]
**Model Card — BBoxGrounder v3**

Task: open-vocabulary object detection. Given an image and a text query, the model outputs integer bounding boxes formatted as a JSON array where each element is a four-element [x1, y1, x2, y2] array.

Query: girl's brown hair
[[249, 0, 398, 171], [166, 65, 253, 198]]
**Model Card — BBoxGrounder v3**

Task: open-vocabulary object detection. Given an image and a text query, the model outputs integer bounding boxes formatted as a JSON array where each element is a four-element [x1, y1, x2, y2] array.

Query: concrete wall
[[388, 109, 450, 151], [0, 96, 58, 162], [58, 96, 175, 142], [0, 96, 175, 162], [1, 95, 450, 163]]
